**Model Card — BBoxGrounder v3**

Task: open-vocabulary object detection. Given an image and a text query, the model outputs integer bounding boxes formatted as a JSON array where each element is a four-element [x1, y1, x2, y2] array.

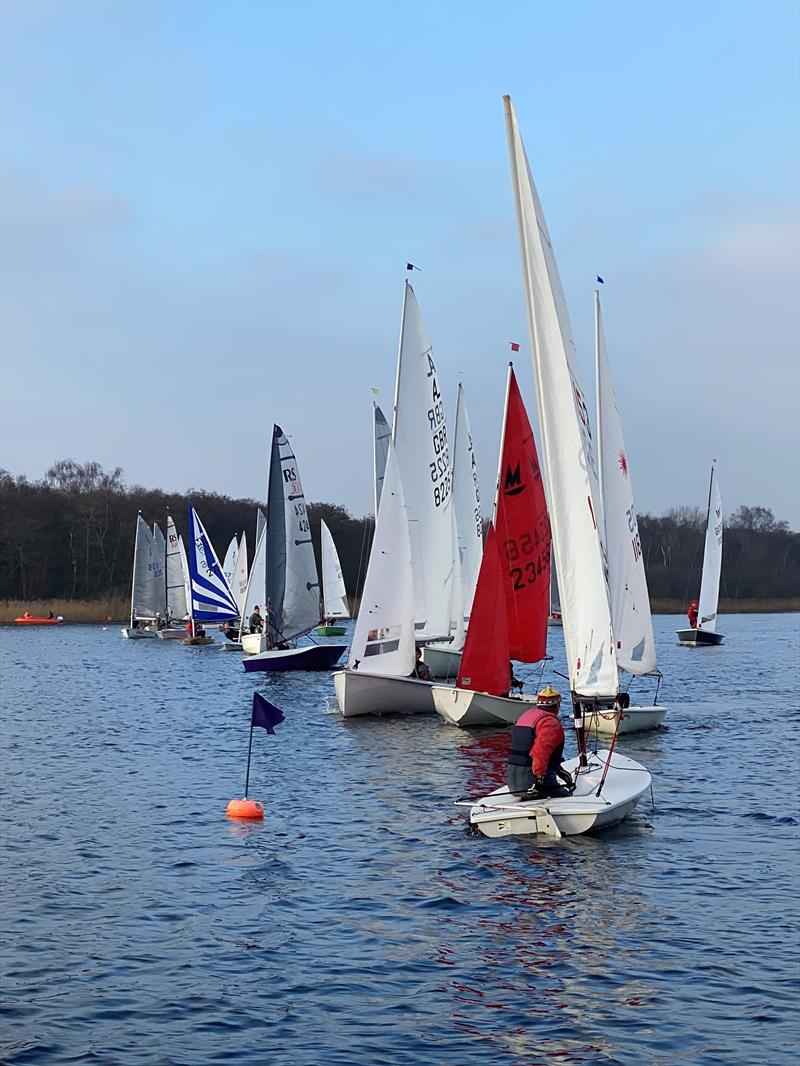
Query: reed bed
[[650, 598, 800, 614], [0, 597, 129, 625]]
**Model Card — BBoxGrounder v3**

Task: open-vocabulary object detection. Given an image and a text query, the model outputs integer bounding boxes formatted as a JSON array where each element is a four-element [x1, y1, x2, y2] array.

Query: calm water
[[1, 616, 799, 1065]]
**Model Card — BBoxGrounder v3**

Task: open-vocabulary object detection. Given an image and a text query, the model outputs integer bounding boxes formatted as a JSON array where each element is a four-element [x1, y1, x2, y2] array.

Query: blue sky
[[2, 0, 798, 527]]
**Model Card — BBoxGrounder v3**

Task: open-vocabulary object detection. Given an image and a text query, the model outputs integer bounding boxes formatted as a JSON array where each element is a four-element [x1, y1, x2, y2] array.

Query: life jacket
[[508, 707, 550, 768], [507, 706, 564, 776]]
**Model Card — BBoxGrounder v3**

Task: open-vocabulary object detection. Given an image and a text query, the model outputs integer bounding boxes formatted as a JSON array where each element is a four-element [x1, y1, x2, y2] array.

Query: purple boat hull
[[242, 644, 347, 673]]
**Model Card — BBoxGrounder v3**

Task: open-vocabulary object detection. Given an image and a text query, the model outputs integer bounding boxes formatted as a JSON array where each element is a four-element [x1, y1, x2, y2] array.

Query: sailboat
[[677, 462, 725, 646], [315, 520, 350, 636], [184, 502, 240, 645], [463, 97, 651, 837], [156, 514, 190, 639], [586, 290, 666, 734], [333, 440, 435, 717], [121, 513, 162, 639], [422, 383, 484, 680], [432, 364, 550, 726], [241, 426, 347, 671]]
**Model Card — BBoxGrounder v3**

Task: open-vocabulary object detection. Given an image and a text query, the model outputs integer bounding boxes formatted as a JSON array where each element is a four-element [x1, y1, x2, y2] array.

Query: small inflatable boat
[[15, 615, 63, 626]]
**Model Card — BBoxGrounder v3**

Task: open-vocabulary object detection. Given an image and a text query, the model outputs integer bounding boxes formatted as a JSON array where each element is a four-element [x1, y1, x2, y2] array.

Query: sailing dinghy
[[241, 426, 346, 671], [423, 383, 484, 680], [432, 364, 550, 726], [121, 514, 162, 639], [156, 514, 191, 640], [315, 520, 350, 636], [184, 503, 240, 644], [587, 290, 666, 734], [333, 440, 435, 716], [677, 463, 724, 646], [462, 98, 652, 837]]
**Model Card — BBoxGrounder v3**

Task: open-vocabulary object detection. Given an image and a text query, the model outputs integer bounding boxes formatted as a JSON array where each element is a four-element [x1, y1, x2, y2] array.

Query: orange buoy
[[226, 798, 264, 820]]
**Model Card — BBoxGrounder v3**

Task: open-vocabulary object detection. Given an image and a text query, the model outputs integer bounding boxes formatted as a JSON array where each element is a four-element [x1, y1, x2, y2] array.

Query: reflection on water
[[1, 615, 798, 1064]]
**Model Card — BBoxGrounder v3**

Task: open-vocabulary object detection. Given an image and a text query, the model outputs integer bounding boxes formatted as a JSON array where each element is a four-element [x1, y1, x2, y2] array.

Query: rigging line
[[595, 711, 622, 799]]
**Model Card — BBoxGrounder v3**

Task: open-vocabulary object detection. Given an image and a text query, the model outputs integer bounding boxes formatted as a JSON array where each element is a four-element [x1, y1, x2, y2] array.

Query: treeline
[[0, 461, 374, 604], [1, 460, 798, 604]]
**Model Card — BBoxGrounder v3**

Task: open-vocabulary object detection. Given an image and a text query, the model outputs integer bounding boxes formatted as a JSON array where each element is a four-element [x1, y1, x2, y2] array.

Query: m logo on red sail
[[504, 462, 525, 496]]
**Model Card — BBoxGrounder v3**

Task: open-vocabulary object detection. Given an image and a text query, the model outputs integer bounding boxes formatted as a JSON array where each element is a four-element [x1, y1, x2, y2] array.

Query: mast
[[130, 511, 141, 629], [595, 289, 604, 510], [492, 363, 514, 523], [164, 508, 169, 622]]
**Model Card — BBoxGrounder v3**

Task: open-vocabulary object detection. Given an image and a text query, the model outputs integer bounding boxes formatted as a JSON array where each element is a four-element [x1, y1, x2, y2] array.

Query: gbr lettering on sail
[[426, 350, 451, 508]]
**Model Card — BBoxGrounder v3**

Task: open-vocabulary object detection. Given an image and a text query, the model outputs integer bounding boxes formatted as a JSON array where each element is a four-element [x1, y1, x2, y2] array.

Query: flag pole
[[244, 721, 254, 798]]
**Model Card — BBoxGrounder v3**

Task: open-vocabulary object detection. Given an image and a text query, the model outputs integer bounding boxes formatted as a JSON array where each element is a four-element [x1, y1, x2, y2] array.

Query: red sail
[[494, 366, 550, 662], [457, 524, 511, 696]]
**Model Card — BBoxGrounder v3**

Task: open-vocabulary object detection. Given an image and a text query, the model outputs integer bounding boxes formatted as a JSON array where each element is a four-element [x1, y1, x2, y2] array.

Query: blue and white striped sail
[[186, 503, 239, 621]]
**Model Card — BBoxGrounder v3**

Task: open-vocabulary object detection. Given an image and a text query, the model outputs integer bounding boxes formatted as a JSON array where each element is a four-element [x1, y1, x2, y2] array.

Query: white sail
[[505, 96, 617, 697], [166, 516, 187, 620], [222, 536, 239, 593], [267, 425, 321, 643], [152, 523, 166, 614], [373, 403, 392, 516], [241, 525, 266, 629], [596, 292, 656, 675], [255, 508, 266, 549], [697, 463, 723, 633], [320, 519, 350, 619], [233, 530, 249, 616], [131, 515, 161, 621], [451, 383, 483, 631], [348, 442, 415, 676], [178, 536, 191, 620], [392, 282, 455, 640]]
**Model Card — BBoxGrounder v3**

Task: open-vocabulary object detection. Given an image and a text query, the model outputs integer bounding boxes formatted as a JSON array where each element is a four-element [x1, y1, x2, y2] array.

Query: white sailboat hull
[[333, 670, 436, 718], [466, 750, 650, 838], [431, 686, 536, 727], [585, 704, 667, 735], [120, 626, 156, 640], [421, 644, 461, 680], [241, 632, 267, 655]]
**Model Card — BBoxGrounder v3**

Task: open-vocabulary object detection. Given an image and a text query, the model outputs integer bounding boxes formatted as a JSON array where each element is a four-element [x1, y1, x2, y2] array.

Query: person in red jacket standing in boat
[[687, 600, 699, 629], [506, 686, 572, 798]]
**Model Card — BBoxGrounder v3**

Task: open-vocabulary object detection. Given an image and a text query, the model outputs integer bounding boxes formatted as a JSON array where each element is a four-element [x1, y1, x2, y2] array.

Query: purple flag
[[251, 692, 285, 734]]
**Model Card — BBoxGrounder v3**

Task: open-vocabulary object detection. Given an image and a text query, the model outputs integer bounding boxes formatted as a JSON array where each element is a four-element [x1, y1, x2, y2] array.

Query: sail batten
[[504, 96, 617, 696]]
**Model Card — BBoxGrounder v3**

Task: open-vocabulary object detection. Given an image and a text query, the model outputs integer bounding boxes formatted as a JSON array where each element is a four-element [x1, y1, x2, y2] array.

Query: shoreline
[[1, 596, 798, 625]]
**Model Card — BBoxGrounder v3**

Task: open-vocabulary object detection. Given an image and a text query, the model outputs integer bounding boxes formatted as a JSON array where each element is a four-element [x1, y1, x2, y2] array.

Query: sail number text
[[504, 530, 550, 592], [426, 351, 451, 508]]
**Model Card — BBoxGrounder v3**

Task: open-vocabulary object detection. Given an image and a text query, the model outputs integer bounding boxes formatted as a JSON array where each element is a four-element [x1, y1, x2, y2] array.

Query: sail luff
[[504, 95, 617, 697]]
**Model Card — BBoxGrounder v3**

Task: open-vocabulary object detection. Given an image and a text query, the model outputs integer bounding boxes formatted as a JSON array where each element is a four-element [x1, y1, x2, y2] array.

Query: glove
[[556, 766, 575, 792]]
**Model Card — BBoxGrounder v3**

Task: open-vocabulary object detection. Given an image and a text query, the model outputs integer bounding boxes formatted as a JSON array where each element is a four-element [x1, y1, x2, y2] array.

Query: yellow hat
[[536, 685, 561, 710]]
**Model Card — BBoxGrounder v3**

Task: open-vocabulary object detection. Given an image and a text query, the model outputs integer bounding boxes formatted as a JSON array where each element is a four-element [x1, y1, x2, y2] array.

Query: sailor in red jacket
[[687, 600, 699, 629], [506, 686, 570, 798]]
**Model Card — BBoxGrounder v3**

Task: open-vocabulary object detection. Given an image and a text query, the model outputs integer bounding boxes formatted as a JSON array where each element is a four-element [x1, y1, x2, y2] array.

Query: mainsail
[[391, 282, 455, 639], [233, 530, 249, 616], [241, 525, 266, 630], [348, 441, 415, 676], [373, 403, 392, 516], [697, 463, 723, 632], [152, 523, 166, 614], [266, 425, 321, 644], [222, 536, 239, 595], [130, 515, 161, 622], [186, 503, 239, 621], [505, 95, 617, 697], [320, 519, 350, 620], [492, 365, 550, 663], [595, 291, 656, 674], [451, 383, 483, 630], [456, 524, 510, 696], [165, 515, 187, 620]]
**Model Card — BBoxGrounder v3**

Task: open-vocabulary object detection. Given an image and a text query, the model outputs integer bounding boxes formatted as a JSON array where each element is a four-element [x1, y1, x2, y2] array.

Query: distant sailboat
[[184, 502, 240, 645], [241, 426, 346, 671], [333, 440, 434, 717], [677, 463, 724, 646], [316, 520, 350, 636], [121, 513, 162, 639], [463, 97, 651, 837], [432, 364, 550, 726]]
